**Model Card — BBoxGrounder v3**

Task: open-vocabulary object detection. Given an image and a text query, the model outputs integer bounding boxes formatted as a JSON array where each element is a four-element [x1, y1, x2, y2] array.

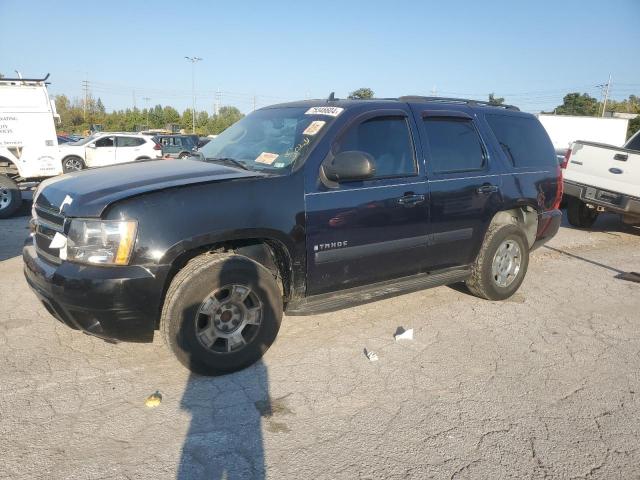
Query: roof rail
[[0, 73, 50, 83], [398, 95, 520, 111]]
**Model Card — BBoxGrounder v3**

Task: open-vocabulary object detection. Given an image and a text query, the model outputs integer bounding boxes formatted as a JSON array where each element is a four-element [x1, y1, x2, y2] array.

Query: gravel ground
[[1, 208, 639, 479]]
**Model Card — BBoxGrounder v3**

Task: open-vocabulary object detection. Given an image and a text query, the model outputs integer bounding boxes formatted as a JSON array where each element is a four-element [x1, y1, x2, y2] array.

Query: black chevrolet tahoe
[[23, 97, 562, 375]]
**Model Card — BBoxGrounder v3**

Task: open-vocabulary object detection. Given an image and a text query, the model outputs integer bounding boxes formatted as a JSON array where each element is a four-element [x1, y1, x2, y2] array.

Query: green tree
[[628, 116, 640, 139], [348, 87, 374, 99], [488, 93, 504, 105], [207, 106, 243, 135], [554, 93, 600, 116], [96, 98, 105, 114]]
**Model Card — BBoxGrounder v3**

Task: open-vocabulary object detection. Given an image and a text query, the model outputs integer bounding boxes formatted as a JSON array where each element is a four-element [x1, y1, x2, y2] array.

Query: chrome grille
[[33, 204, 66, 264]]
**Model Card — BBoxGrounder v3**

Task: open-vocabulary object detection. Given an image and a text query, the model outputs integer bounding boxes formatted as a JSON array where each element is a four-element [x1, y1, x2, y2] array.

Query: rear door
[[412, 106, 503, 269], [85, 135, 116, 167], [305, 108, 430, 295], [115, 136, 146, 163]]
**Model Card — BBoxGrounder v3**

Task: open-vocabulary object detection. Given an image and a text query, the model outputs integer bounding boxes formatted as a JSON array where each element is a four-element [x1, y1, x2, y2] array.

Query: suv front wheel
[[466, 223, 530, 301], [161, 252, 283, 375]]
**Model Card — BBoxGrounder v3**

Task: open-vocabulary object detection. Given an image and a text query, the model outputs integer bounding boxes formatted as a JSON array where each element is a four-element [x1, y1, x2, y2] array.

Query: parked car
[[24, 96, 562, 375], [59, 132, 162, 172], [563, 130, 640, 227], [57, 135, 73, 144], [154, 134, 199, 159]]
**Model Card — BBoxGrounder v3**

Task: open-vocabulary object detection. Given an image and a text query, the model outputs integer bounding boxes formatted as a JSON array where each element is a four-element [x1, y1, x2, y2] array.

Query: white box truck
[[537, 114, 629, 153], [0, 74, 63, 218]]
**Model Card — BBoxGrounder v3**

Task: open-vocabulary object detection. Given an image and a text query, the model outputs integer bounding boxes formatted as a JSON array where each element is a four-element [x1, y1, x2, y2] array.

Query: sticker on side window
[[303, 120, 326, 136], [255, 152, 279, 165], [305, 106, 344, 117]]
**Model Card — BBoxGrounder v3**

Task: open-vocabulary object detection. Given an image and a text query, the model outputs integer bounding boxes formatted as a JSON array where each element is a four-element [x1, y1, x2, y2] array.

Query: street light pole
[[184, 56, 202, 133]]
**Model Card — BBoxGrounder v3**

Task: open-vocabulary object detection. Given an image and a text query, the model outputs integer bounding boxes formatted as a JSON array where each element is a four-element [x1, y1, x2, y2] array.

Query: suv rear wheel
[[566, 197, 598, 228], [161, 252, 283, 375], [0, 175, 22, 219], [466, 223, 529, 300]]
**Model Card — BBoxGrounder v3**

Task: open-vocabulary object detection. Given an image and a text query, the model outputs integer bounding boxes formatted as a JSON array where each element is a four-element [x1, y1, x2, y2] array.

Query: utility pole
[[214, 89, 221, 115], [143, 97, 151, 129], [132, 90, 136, 109], [81, 78, 90, 122], [253, 95, 257, 111], [431, 85, 437, 96], [597, 74, 612, 117], [184, 56, 203, 133]]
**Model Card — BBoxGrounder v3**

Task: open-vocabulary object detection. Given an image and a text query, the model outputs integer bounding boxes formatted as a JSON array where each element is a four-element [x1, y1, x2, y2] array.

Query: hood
[[36, 159, 263, 217]]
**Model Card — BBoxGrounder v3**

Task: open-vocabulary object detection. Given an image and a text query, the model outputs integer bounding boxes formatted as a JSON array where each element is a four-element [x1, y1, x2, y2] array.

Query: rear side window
[[337, 116, 416, 178], [626, 132, 640, 151], [485, 114, 556, 168], [118, 137, 145, 147], [423, 118, 485, 173]]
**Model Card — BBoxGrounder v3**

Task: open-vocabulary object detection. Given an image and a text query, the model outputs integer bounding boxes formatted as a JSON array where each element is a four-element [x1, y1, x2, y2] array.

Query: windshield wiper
[[204, 156, 250, 171]]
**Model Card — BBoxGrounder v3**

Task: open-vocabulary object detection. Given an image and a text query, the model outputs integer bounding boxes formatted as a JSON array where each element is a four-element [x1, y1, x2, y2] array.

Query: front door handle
[[614, 153, 628, 161], [477, 184, 499, 194], [397, 194, 425, 206]]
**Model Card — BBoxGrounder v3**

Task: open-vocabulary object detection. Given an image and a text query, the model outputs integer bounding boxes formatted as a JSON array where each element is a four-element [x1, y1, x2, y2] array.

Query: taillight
[[560, 148, 571, 169], [551, 164, 563, 210], [153, 143, 162, 150]]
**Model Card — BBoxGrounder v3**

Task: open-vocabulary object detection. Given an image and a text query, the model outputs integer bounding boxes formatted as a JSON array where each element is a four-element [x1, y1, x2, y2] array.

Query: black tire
[[135, 157, 151, 162], [466, 223, 530, 301], [62, 156, 85, 173], [161, 252, 283, 375], [178, 152, 190, 159], [0, 175, 22, 219], [566, 197, 598, 228]]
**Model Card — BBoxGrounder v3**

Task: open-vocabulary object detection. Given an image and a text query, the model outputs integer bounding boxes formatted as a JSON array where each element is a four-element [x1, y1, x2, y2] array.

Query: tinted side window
[[626, 132, 640, 152], [95, 136, 114, 148], [118, 137, 144, 147], [485, 114, 556, 167], [423, 118, 485, 173], [337, 116, 415, 178]]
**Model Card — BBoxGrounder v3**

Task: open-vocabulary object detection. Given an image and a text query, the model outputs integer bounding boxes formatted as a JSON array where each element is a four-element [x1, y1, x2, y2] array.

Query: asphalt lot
[[1, 206, 639, 479]]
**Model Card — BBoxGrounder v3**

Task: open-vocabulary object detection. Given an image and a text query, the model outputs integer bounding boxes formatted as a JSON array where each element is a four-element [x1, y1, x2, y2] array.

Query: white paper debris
[[394, 328, 414, 341], [365, 349, 379, 362]]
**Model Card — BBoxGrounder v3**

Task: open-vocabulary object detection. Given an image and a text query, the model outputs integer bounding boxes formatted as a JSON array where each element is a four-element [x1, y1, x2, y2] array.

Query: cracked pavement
[[1, 208, 639, 479]]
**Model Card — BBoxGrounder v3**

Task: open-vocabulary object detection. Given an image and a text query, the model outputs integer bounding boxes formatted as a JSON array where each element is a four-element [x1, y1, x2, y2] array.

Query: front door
[[85, 135, 116, 167], [305, 110, 430, 295], [412, 106, 503, 269]]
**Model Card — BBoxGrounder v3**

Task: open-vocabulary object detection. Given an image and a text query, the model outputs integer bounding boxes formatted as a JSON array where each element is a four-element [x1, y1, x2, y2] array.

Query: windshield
[[197, 107, 335, 173], [67, 133, 99, 146]]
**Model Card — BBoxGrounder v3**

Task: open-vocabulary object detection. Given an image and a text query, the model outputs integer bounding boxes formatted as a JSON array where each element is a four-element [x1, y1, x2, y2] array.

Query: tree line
[[53, 94, 244, 136]]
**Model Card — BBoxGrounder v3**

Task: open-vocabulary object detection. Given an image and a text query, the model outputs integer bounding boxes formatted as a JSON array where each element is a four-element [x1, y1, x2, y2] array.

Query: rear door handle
[[397, 194, 425, 206], [477, 184, 499, 194], [614, 153, 628, 161]]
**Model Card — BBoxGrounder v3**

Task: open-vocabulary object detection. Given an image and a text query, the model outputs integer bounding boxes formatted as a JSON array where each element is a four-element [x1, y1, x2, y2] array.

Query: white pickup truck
[[563, 130, 640, 227]]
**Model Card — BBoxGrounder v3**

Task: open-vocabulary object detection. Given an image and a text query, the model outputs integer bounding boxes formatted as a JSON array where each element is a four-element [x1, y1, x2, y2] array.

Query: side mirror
[[87, 143, 97, 148], [323, 151, 376, 183]]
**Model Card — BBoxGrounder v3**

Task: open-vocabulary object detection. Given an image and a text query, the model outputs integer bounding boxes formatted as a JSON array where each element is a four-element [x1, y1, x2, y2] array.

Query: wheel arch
[[488, 205, 539, 248], [156, 234, 295, 328]]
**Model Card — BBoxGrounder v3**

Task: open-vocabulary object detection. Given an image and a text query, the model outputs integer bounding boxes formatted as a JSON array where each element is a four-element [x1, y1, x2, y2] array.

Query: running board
[[286, 267, 470, 316]]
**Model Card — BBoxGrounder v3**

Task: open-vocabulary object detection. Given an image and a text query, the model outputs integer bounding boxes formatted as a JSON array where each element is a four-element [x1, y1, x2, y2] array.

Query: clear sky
[[1, 0, 638, 114]]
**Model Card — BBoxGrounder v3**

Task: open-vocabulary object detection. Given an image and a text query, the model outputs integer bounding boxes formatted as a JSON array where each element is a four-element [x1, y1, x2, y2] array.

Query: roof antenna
[[327, 92, 335, 102]]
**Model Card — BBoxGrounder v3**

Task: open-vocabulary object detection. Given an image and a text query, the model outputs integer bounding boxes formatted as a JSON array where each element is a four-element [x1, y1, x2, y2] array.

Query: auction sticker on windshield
[[303, 120, 326, 136], [256, 152, 279, 165], [305, 106, 344, 117]]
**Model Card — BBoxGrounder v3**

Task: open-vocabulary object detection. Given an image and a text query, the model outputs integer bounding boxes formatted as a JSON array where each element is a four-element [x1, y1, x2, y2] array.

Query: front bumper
[[564, 180, 640, 216], [531, 209, 562, 250], [23, 243, 170, 342]]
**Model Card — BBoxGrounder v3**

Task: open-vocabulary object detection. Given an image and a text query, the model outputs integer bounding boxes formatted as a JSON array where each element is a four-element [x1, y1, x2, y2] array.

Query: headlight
[[66, 219, 137, 265]]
